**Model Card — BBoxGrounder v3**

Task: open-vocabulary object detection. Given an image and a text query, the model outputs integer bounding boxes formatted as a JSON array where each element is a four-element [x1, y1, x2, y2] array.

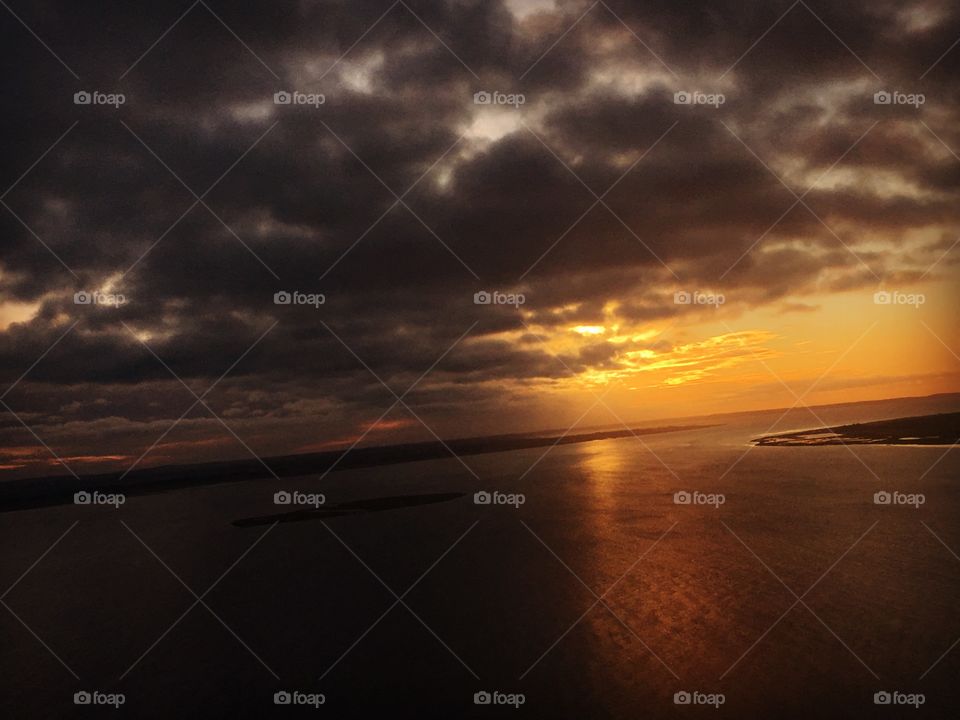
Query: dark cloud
[[1, 0, 958, 475]]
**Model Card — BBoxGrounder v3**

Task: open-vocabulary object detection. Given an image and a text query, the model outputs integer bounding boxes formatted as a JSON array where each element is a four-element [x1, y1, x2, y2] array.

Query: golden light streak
[[572, 325, 605, 336]]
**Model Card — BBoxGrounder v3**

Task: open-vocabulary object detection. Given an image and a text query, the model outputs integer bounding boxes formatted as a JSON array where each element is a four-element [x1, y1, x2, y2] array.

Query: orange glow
[[58, 455, 128, 463], [362, 418, 416, 433], [296, 417, 418, 453], [493, 274, 959, 426]]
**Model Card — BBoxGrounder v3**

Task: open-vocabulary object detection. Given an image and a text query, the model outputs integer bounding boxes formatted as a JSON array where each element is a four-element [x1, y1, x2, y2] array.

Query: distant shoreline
[[752, 412, 960, 447], [0, 423, 715, 512]]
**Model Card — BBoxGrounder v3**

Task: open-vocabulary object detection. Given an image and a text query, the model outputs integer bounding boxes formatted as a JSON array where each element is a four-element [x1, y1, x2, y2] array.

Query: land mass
[[0, 423, 714, 512], [753, 412, 960, 447]]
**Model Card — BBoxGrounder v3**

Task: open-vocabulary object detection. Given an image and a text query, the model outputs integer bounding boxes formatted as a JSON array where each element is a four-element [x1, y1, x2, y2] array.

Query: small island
[[753, 412, 960, 446]]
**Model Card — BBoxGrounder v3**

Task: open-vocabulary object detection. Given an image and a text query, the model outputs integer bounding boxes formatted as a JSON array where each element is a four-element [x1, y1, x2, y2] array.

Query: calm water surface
[[2, 397, 957, 717]]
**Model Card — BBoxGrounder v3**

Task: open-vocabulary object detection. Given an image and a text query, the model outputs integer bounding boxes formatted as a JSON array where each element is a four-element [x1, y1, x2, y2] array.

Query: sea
[[1, 394, 958, 718]]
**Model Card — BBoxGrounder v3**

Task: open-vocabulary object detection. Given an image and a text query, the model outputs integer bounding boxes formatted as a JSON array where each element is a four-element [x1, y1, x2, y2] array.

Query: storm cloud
[[1, 0, 958, 475]]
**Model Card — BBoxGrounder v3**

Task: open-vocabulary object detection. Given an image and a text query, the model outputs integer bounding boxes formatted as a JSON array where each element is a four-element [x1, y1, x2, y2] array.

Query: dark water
[[2, 397, 958, 717]]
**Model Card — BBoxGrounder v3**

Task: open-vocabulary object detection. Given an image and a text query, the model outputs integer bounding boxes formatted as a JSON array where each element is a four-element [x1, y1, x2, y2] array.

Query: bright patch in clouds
[[572, 325, 605, 336]]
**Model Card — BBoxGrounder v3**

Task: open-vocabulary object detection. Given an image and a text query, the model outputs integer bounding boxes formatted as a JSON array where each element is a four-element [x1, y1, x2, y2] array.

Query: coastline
[[752, 412, 960, 447], [0, 423, 714, 512]]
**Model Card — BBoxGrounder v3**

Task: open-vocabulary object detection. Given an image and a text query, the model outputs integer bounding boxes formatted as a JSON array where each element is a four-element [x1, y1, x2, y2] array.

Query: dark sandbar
[[752, 412, 960, 447], [0, 423, 714, 512]]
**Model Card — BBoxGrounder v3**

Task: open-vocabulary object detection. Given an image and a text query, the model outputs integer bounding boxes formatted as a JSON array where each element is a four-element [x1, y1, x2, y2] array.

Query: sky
[[0, 0, 958, 477]]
